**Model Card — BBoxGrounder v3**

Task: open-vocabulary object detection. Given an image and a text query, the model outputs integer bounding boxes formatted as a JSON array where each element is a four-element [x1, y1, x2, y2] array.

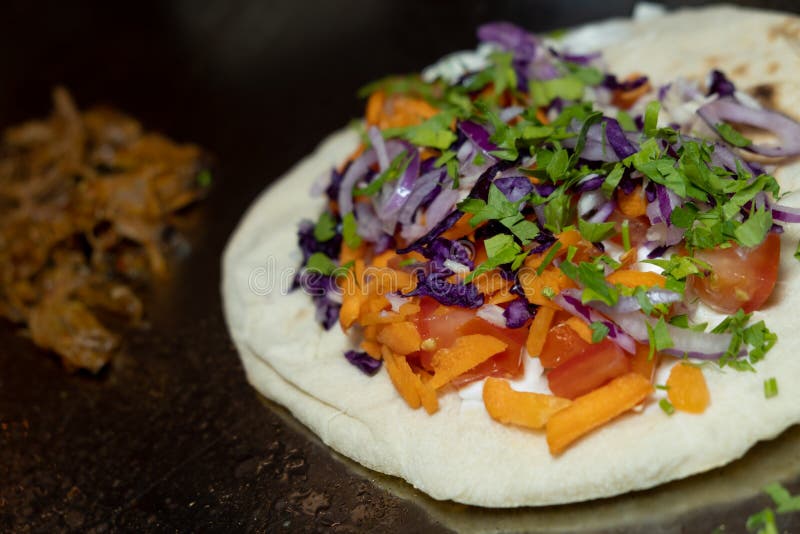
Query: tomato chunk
[[691, 233, 780, 314], [608, 210, 650, 248], [451, 317, 526, 387], [539, 322, 592, 369], [547, 340, 631, 400]]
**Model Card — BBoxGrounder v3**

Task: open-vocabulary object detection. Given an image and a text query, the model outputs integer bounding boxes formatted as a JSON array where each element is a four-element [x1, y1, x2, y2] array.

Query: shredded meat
[[0, 87, 207, 372]]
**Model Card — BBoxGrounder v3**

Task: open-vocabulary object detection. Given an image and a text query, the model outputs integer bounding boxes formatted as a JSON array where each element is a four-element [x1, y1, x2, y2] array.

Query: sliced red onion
[[385, 292, 409, 313], [355, 201, 384, 242], [379, 149, 421, 234], [604, 118, 638, 159], [602, 308, 738, 360], [368, 126, 390, 171], [771, 203, 800, 223], [499, 106, 524, 122], [697, 96, 800, 157], [338, 150, 378, 215], [424, 187, 461, 231], [578, 190, 614, 223], [568, 288, 681, 316], [477, 304, 508, 328], [459, 120, 499, 153], [575, 173, 604, 192], [587, 201, 616, 224], [554, 293, 637, 354], [398, 169, 445, 225]]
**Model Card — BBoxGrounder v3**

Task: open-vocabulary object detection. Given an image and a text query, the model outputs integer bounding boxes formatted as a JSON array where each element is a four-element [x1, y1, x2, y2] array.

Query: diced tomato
[[539, 322, 592, 369], [690, 233, 781, 314], [415, 297, 477, 371], [451, 317, 526, 387], [608, 210, 650, 248], [547, 340, 631, 399]]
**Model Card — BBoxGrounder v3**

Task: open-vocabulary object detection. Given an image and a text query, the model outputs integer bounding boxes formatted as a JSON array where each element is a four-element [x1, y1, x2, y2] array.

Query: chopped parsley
[[659, 398, 675, 415], [342, 212, 361, 249], [313, 211, 337, 242], [590, 321, 609, 343], [305, 252, 338, 276], [354, 152, 412, 196], [764, 377, 779, 399], [196, 169, 212, 187], [578, 218, 616, 243], [715, 122, 753, 147]]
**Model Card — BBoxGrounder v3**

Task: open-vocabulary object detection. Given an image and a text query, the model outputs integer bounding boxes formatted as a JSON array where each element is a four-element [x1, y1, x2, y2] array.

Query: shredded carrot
[[483, 378, 571, 429], [519, 268, 575, 308], [382, 347, 421, 410], [666, 363, 710, 414], [565, 317, 594, 344], [417, 378, 439, 415], [526, 306, 556, 358], [371, 250, 396, 268], [487, 289, 518, 305], [535, 107, 550, 125], [473, 270, 513, 296], [617, 184, 648, 218], [428, 334, 507, 389], [545, 372, 654, 455], [363, 324, 379, 341], [359, 311, 407, 326], [606, 269, 666, 289], [611, 75, 652, 110], [377, 321, 422, 356], [619, 247, 638, 268], [360, 340, 382, 359], [365, 90, 386, 127]]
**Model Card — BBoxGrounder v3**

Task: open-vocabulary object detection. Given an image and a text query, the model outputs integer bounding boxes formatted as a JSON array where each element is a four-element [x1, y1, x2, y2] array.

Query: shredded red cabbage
[[706, 69, 736, 97], [503, 297, 536, 328], [403, 270, 484, 308], [344, 350, 382, 375]]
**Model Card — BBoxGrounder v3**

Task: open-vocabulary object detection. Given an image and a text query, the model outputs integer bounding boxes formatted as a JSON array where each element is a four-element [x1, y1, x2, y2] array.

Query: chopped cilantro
[[384, 113, 457, 150], [644, 255, 710, 280], [530, 76, 585, 107], [536, 241, 563, 275], [716, 122, 753, 147], [578, 218, 616, 243], [305, 252, 338, 276], [313, 211, 337, 242], [659, 398, 675, 415], [590, 321, 609, 343], [342, 212, 361, 249], [746, 507, 778, 534], [734, 208, 773, 248], [546, 148, 570, 181], [543, 191, 574, 233], [643, 100, 660, 137], [466, 233, 524, 282], [601, 163, 625, 198], [559, 260, 619, 307], [646, 317, 673, 359], [621, 219, 631, 251], [764, 482, 800, 513], [616, 110, 636, 132], [796, 241, 800, 262], [764, 377, 779, 399], [354, 152, 411, 196], [542, 286, 556, 299]]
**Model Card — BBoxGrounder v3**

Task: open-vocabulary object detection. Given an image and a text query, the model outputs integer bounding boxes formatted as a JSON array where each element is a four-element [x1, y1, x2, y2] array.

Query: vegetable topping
[[294, 22, 800, 454]]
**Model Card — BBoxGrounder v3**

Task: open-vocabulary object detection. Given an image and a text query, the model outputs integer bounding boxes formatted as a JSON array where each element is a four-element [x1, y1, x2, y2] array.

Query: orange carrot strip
[[611, 76, 652, 109], [519, 268, 575, 308], [535, 107, 550, 125], [366, 90, 386, 126], [666, 363, 710, 414], [440, 214, 475, 240], [397, 302, 421, 317], [377, 321, 422, 356], [417, 379, 439, 415], [428, 334, 508, 389], [619, 247, 639, 268], [382, 347, 421, 410], [606, 270, 666, 289], [487, 289, 517, 305], [617, 185, 648, 218], [359, 311, 407, 326], [565, 317, 594, 344], [360, 340, 382, 359], [526, 306, 556, 358], [371, 250, 396, 269], [483, 378, 571, 429], [545, 372, 654, 455], [630, 343, 659, 382], [363, 325, 379, 341]]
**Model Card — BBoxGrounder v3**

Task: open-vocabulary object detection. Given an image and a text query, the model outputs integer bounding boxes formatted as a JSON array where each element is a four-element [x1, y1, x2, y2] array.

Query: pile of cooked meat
[[0, 88, 208, 372]]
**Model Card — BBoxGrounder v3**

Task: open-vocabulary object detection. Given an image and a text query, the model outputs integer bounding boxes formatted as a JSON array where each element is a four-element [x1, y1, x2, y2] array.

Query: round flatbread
[[222, 5, 800, 507]]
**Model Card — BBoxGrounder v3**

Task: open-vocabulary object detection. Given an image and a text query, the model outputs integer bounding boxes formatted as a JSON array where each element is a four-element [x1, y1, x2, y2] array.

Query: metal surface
[[2, 1, 800, 531]]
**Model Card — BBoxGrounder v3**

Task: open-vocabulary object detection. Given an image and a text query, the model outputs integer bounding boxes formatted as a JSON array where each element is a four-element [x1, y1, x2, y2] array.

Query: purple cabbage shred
[[344, 350, 382, 376], [403, 270, 484, 308], [707, 69, 736, 97], [494, 176, 534, 202], [503, 297, 537, 329]]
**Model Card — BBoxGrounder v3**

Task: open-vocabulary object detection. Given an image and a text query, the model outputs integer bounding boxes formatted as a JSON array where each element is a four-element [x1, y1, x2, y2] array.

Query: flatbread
[[222, 5, 800, 507]]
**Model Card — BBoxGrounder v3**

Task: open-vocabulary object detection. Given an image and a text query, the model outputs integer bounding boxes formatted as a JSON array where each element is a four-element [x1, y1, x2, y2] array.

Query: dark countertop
[[3, 1, 800, 532]]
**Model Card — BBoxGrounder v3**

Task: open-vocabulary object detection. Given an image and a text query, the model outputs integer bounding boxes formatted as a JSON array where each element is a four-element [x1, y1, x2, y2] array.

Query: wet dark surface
[[3, 1, 800, 532]]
